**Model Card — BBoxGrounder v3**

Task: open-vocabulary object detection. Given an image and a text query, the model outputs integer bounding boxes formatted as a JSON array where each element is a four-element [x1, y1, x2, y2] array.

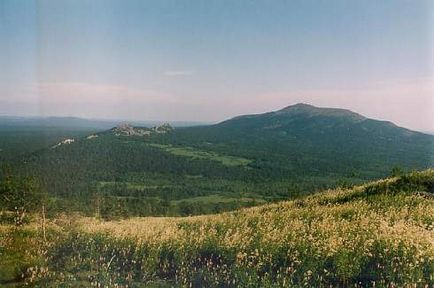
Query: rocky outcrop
[[153, 123, 173, 134], [86, 134, 99, 139], [111, 123, 173, 137], [52, 138, 75, 148]]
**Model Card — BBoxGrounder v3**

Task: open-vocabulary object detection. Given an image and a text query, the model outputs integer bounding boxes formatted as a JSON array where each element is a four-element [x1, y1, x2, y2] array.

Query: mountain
[[226, 103, 367, 124], [0, 116, 119, 130], [0, 116, 208, 130], [160, 103, 432, 177], [9, 104, 433, 217], [217, 103, 418, 138]]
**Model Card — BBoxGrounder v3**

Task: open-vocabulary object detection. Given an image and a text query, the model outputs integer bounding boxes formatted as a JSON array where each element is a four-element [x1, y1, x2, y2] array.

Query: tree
[[0, 172, 45, 226], [390, 166, 404, 177]]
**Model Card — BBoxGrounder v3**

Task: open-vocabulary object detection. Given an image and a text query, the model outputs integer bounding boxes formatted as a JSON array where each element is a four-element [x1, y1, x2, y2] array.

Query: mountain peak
[[278, 103, 316, 112], [275, 103, 366, 122]]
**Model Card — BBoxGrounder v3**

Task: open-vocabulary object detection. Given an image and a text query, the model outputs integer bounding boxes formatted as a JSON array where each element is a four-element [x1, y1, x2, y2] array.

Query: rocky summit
[[112, 123, 173, 137]]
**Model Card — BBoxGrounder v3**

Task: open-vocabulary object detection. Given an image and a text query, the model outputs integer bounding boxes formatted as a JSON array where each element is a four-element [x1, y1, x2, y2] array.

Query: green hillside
[[2, 170, 433, 287]]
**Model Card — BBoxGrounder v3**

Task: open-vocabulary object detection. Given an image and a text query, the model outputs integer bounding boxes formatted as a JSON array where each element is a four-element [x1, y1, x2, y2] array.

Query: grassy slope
[[5, 169, 428, 287]]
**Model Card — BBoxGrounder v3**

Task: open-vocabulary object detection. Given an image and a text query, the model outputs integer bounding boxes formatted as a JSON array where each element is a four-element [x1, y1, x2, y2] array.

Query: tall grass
[[13, 170, 434, 287]]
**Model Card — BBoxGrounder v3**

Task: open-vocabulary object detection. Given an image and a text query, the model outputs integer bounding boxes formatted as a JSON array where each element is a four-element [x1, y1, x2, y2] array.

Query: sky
[[0, 0, 433, 132]]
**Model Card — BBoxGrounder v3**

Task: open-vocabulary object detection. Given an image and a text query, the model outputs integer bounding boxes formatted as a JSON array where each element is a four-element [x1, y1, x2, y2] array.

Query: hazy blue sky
[[0, 0, 433, 131]]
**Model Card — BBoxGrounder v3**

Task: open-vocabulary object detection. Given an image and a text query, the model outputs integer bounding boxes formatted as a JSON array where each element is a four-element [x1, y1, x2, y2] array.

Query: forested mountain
[[160, 103, 432, 178], [5, 104, 433, 217]]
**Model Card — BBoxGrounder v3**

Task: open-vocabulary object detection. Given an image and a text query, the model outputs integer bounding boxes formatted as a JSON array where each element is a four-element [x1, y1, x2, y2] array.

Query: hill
[[9, 104, 433, 217], [0, 123, 98, 162], [3, 170, 433, 287], [160, 103, 432, 178]]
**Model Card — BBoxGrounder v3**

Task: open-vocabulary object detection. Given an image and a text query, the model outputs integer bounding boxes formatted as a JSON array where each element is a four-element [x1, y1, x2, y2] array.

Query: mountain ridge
[[216, 103, 427, 137]]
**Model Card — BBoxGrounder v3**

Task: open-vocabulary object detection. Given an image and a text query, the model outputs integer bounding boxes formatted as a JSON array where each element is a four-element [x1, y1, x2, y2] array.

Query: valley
[[1, 104, 432, 218]]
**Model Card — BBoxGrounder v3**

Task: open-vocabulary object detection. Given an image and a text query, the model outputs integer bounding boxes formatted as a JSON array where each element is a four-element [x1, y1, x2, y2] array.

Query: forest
[[1, 106, 432, 219]]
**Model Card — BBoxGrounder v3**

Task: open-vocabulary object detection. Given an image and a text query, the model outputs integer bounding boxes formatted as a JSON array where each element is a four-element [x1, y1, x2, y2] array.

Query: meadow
[[147, 143, 253, 167], [1, 169, 433, 287]]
